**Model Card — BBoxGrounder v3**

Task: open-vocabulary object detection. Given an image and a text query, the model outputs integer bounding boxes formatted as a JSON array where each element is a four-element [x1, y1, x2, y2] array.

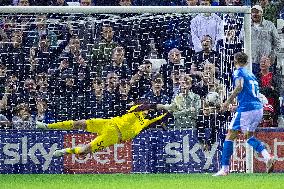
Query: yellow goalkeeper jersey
[[111, 105, 167, 140]]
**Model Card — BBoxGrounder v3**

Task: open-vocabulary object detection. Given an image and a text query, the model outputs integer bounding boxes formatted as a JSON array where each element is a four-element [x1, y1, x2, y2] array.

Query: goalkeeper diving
[[36, 104, 169, 157]]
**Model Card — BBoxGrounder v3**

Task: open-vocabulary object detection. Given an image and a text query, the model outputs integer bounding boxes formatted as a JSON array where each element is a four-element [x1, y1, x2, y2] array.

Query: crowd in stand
[[0, 0, 284, 150]]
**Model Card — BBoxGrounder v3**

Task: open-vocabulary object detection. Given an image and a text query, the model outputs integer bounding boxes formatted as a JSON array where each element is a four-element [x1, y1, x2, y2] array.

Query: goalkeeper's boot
[[212, 169, 228, 177], [36, 121, 48, 129], [53, 149, 67, 158], [266, 155, 276, 173]]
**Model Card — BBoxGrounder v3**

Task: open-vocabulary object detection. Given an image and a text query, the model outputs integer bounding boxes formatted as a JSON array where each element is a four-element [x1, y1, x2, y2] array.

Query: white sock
[[222, 165, 229, 172], [261, 149, 271, 162]]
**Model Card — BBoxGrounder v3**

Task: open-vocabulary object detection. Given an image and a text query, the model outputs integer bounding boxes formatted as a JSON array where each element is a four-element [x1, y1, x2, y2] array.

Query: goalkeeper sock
[[47, 120, 74, 130], [247, 136, 265, 153], [65, 147, 82, 154], [221, 140, 233, 167]]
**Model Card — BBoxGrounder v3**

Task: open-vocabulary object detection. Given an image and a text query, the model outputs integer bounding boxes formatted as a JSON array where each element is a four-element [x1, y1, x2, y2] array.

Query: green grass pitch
[[1, 173, 284, 189]]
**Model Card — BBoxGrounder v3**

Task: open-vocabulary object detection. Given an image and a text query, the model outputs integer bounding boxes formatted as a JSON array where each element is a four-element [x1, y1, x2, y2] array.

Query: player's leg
[[36, 119, 87, 130], [37, 118, 111, 132], [54, 126, 119, 157], [244, 109, 276, 173], [213, 112, 241, 176]]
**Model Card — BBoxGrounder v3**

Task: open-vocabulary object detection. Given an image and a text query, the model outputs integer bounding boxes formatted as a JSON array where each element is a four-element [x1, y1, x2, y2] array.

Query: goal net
[[0, 6, 253, 174]]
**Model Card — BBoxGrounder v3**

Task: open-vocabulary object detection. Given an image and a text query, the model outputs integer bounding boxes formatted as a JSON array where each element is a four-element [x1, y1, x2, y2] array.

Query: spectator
[[3, 75, 20, 121], [192, 35, 221, 75], [34, 98, 55, 124], [0, 64, 7, 97], [85, 78, 107, 118], [0, 31, 29, 79], [129, 60, 153, 100], [259, 0, 284, 26], [251, 5, 280, 74], [184, 0, 198, 6], [142, 73, 170, 105], [260, 103, 275, 127], [119, 0, 132, 5], [197, 101, 229, 151], [12, 103, 36, 130], [26, 14, 58, 48], [102, 46, 131, 80], [118, 79, 132, 115], [160, 48, 184, 96], [0, 95, 12, 129], [49, 0, 68, 5], [55, 69, 79, 121], [190, 0, 224, 52], [220, 11, 243, 75], [91, 25, 119, 77], [80, 0, 92, 6], [73, 55, 91, 93], [169, 70, 181, 100], [35, 72, 49, 99], [95, 0, 117, 5], [17, 0, 30, 6], [104, 72, 120, 118], [142, 73, 171, 128], [203, 62, 225, 100], [159, 73, 201, 129], [19, 78, 38, 114], [256, 55, 281, 126], [29, 27, 71, 75]]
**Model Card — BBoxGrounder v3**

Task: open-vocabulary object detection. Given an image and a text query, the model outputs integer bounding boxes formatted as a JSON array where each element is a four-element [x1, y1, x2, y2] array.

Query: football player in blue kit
[[213, 52, 276, 176]]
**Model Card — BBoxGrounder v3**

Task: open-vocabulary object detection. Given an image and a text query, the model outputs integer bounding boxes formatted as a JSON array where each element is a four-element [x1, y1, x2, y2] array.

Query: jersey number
[[249, 80, 259, 97]]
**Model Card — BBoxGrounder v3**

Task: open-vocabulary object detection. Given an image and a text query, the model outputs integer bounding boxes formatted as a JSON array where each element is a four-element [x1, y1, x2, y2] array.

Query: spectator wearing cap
[[85, 78, 107, 118], [190, 0, 224, 52], [91, 25, 119, 78], [102, 46, 131, 80], [256, 55, 281, 126], [260, 104, 275, 127], [251, 5, 280, 75], [12, 103, 36, 130]]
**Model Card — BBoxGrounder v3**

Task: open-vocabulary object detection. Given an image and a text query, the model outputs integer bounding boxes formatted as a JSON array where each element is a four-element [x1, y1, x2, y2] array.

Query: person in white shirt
[[190, 0, 224, 52]]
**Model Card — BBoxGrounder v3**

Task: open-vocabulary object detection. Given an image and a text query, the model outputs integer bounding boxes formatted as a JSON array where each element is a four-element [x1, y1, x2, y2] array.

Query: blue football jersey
[[233, 67, 262, 112]]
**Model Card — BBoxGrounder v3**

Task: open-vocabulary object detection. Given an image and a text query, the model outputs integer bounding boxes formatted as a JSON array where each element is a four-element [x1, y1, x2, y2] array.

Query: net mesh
[[0, 12, 247, 173]]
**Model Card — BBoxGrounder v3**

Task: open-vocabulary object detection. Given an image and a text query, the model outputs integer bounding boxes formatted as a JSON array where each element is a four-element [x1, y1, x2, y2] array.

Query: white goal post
[[0, 5, 253, 173]]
